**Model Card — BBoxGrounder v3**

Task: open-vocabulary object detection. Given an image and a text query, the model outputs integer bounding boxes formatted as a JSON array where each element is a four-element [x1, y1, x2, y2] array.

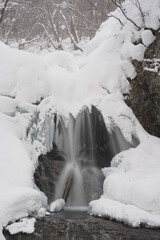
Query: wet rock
[[4, 213, 160, 240], [34, 155, 65, 204]]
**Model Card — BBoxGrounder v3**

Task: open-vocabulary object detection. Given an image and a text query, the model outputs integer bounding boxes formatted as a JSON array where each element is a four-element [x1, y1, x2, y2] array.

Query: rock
[[4, 213, 160, 240], [126, 30, 160, 137]]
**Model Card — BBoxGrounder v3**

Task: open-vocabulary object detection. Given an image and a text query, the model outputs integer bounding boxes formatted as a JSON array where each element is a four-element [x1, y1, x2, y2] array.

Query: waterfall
[[54, 108, 98, 206], [33, 106, 139, 206]]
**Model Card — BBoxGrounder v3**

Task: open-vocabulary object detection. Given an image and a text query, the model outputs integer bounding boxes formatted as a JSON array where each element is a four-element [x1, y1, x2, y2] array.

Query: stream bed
[[4, 209, 160, 240]]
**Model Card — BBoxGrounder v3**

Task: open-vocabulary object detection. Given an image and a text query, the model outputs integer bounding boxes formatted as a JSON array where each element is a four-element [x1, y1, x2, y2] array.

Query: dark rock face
[[4, 213, 160, 240], [126, 30, 160, 137], [34, 152, 65, 204]]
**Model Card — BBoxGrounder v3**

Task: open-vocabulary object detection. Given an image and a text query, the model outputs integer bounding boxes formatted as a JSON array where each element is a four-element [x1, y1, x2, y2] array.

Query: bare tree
[[0, 0, 116, 52], [0, 0, 9, 24], [110, 0, 142, 30]]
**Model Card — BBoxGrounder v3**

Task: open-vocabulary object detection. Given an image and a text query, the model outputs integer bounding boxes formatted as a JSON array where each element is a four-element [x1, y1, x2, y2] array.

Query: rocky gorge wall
[[126, 30, 160, 137]]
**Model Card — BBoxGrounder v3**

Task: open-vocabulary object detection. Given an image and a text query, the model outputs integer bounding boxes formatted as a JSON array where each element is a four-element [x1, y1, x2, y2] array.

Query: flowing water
[[54, 108, 102, 206], [34, 106, 139, 206]]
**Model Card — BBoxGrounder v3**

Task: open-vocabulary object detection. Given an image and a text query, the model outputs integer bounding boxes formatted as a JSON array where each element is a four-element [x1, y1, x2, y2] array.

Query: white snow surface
[[0, 0, 160, 238], [6, 218, 36, 235], [90, 135, 160, 227], [141, 30, 156, 47], [0, 112, 44, 239], [49, 199, 65, 212], [89, 198, 160, 228]]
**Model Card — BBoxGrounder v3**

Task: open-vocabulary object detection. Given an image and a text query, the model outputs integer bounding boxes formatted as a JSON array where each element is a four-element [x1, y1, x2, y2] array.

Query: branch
[[59, 10, 83, 51], [37, 22, 58, 49], [108, 13, 124, 26], [111, 0, 141, 30], [129, 0, 145, 26], [86, 0, 108, 19], [45, 0, 63, 50], [0, 0, 9, 24]]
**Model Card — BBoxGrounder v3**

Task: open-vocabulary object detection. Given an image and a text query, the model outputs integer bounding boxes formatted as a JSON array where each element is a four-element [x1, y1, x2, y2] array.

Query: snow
[[37, 207, 47, 218], [6, 217, 36, 235], [89, 198, 160, 228], [0, 0, 159, 113], [104, 137, 160, 213], [89, 135, 160, 226], [0, 0, 159, 238], [0, 112, 44, 239], [49, 198, 65, 212], [0, 186, 41, 228], [141, 30, 156, 47], [0, 95, 16, 115]]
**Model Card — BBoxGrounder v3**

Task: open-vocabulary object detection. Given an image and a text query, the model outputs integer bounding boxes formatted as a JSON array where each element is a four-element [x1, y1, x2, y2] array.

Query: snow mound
[[89, 135, 160, 226], [6, 217, 36, 235], [89, 198, 160, 228], [0, 186, 41, 228], [0, 112, 44, 239], [141, 30, 156, 47], [49, 199, 65, 212]]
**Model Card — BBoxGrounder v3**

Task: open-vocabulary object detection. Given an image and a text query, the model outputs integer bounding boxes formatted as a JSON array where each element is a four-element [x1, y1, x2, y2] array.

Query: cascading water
[[54, 108, 101, 206], [33, 106, 139, 207]]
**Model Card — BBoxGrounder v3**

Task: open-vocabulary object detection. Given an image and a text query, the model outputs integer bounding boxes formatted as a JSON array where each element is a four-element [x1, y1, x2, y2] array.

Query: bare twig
[[86, 0, 108, 19], [0, 0, 9, 24], [59, 10, 83, 51], [111, 0, 141, 30], [108, 13, 124, 26]]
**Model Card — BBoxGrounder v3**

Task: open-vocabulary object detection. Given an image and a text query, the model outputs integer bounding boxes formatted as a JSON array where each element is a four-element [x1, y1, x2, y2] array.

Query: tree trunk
[[62, 169, 74, 202]]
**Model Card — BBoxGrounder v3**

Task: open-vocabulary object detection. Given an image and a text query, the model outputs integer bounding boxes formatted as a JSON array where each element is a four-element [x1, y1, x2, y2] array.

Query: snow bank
[[0, 187, 41, 228], [0, 112, 44, 239], [89, 135, 160, 227], [89, 198, 160, 228], [103, 136, 160, 214]]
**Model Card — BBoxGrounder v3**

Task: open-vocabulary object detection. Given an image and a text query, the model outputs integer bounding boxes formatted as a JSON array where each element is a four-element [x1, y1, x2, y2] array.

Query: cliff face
[[126, 30, 160, 137]]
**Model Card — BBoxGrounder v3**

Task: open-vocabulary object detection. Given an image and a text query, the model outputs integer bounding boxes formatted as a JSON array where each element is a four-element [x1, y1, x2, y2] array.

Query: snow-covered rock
[[6, 218, 36, 235], [141, 30, 156, 47], [49, 199, 65, 212]]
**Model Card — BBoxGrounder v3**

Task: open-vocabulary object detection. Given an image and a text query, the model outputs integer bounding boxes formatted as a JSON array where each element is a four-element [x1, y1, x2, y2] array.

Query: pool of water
[[50, 207, 89, 220]]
